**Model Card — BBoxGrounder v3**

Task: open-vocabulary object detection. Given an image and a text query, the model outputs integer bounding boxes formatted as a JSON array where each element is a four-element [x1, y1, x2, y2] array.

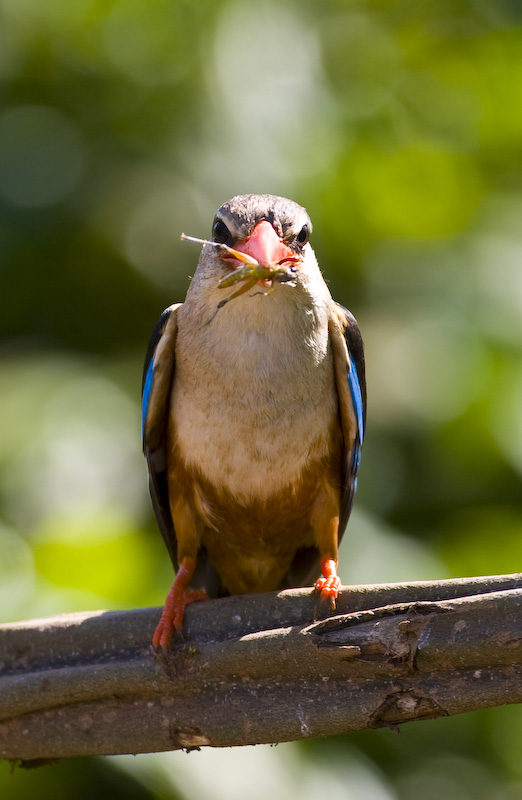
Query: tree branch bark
[[2, 573, 522, 761]]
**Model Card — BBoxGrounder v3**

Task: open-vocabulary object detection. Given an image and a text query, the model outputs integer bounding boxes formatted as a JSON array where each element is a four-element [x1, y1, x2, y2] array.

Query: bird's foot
[[152, 557, 209, 652], [315, 557, 341, 609]]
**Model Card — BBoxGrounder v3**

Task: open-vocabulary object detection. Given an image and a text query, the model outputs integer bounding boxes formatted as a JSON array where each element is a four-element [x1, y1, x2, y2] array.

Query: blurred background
[[2, 0, 522, 797]]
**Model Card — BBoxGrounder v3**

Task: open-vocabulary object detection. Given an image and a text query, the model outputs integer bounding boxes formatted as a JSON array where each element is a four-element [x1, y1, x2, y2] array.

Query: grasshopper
[[181, 234, 300, 322]]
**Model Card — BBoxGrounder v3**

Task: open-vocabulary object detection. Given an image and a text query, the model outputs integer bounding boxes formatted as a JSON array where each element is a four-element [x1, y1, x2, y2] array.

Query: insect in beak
[[181, 233, 300, 322]]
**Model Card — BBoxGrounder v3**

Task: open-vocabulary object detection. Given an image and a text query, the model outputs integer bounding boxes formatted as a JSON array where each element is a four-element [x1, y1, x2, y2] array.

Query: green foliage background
[[2, 0, 522, 797]]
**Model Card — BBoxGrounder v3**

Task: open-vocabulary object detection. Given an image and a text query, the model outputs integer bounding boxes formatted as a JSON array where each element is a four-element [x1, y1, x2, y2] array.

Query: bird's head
[[185, 194, 330, 322], [211, 194, 312, 280]]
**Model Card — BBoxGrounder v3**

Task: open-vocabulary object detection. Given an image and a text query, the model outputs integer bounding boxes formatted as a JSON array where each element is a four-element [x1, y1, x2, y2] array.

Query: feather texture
[[142, 195, 366, 644]]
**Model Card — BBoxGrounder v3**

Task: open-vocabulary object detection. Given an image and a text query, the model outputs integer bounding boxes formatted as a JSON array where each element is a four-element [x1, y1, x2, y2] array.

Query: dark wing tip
[[333, 303, 367, 537]]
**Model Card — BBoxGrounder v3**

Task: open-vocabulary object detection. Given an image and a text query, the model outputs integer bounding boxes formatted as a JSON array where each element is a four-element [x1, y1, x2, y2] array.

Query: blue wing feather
[[348, 352, 364, 475], [141, 303, 225, 594], [142, 358, 155, 439], [142, 306, 179, 567], [333, 303, 366, 539]]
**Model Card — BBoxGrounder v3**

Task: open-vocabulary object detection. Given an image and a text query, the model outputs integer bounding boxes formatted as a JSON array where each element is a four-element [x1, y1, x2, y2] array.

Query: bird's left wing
[[329, 303, 367, 539], [142, 303, 181, 568]]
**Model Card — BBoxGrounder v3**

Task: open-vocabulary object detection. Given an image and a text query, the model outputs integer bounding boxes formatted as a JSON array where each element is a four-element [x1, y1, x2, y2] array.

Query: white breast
[[171, 258, 338, 502]]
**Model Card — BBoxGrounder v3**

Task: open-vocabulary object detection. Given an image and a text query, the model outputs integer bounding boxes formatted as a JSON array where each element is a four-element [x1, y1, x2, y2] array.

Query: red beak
[[232, 220, 295, 267]]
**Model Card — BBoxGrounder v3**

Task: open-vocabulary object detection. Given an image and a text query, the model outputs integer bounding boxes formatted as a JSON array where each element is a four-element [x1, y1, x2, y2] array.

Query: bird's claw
[[152, 557, 209, 652], [314, 557, 341, 610], [315, 575, 341, 609], [152, 588, 208, 652]]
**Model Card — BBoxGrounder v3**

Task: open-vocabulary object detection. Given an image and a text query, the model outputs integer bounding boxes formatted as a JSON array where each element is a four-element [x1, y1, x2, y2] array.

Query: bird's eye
[[212, 219, 230, 244], [296, 224, 309, 246]]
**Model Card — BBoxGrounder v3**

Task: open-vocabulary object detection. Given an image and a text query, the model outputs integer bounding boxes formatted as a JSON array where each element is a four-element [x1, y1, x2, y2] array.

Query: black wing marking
[[142, 305, 180, 568], [286, 303, 366, 588], [336, 303, 366, 538], [142, 304, 221, 594]]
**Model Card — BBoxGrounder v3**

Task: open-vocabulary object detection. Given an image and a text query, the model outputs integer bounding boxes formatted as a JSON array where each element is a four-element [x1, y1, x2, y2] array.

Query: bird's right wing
[[142, 303, 181, 568]]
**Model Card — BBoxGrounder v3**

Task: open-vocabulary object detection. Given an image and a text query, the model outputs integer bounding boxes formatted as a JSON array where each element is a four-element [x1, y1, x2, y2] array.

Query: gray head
[[211, 194, 312, 251], [185, 194, 328, 315]]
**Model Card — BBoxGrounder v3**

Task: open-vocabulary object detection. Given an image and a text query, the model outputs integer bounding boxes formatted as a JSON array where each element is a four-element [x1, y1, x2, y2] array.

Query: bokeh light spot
[[0, 104, 86, 207]]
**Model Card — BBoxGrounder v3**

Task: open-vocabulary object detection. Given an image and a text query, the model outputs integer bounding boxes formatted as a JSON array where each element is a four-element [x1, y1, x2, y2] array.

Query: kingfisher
[[142, 194, 366, 650]]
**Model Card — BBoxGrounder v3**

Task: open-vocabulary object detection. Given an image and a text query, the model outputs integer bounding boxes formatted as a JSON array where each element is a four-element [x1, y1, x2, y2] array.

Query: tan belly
[[167, 424, 343, 595], [171, 294, 339, 503]]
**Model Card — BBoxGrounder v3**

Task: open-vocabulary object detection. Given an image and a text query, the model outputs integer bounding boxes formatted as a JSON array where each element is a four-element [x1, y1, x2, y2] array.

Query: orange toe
[[314, 557, 341, 609]]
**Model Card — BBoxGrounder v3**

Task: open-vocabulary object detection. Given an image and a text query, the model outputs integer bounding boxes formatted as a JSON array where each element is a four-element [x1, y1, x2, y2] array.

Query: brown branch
[[1, 573, 522, 761]]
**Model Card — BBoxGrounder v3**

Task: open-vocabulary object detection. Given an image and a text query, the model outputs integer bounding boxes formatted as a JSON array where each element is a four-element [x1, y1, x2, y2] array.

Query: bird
[[142, 194, 366, 651]]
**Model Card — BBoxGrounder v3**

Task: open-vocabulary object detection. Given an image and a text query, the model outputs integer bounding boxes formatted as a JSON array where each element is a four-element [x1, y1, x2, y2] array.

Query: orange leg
[[311, 479, 341, 609], [152, 557, 208, 651], [315, 556, 341, 608]]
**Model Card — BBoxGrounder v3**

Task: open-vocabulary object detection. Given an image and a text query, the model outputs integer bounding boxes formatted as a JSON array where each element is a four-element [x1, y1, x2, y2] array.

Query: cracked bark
[[2, 573, 522, 761]]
